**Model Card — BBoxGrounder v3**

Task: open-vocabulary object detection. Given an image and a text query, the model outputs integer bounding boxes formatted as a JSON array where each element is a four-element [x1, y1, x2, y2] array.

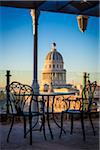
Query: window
[[53, 64, 55, 68]]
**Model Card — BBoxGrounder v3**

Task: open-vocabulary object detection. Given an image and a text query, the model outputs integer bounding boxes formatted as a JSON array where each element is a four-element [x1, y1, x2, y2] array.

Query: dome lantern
[[51, 42, 56, 51], [45, 43, 63, 62]]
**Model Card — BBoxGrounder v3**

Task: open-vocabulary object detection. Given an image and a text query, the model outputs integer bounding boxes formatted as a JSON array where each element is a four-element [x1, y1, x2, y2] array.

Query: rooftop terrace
[[0, 118, 99, 150]]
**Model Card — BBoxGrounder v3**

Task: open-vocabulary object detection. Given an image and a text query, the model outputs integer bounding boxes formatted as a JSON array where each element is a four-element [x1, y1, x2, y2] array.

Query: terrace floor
[[0, 118, 99, 150]]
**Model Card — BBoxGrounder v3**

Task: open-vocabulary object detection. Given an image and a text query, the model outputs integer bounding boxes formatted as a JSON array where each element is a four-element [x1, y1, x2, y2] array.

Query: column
[[30, 9, 40, 126], [30, 9, 40, 94]]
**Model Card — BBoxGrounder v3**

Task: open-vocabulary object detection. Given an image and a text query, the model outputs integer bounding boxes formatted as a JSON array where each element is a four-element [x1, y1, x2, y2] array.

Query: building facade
[[41, 43, 66, 91]]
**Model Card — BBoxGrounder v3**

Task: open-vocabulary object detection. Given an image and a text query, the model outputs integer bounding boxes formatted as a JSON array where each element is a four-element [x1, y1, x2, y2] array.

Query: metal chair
[[59, 81, 97, 141], [7, 81, 46, 145]]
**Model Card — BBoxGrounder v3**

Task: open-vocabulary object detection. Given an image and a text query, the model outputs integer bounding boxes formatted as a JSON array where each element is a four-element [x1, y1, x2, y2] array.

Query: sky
[[0, 6, 99, 86]]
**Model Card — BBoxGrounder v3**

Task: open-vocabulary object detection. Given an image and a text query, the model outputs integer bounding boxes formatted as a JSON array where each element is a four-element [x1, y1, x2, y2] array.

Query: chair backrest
[[82, 80, 97, 112], [9, 82, 33, 114]]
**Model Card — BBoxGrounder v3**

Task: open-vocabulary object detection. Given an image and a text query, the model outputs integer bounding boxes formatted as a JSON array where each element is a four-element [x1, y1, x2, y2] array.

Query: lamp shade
[[77, 15, 88, 32]]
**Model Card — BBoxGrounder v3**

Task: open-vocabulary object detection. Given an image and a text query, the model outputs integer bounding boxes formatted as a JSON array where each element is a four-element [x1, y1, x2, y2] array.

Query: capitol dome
[[45, 48, 63, 63], [43, 43, 64, 71], [41, 43, 66, 92]]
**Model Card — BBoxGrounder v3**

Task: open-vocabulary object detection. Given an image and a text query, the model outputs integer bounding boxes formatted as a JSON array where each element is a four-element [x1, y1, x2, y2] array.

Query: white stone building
[[40, 43, 79, 94], [40, 43, 67, 92]]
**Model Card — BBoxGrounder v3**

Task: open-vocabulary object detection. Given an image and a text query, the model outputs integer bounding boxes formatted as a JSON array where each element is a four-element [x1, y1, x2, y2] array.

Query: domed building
[[40, 43, 67, 92]]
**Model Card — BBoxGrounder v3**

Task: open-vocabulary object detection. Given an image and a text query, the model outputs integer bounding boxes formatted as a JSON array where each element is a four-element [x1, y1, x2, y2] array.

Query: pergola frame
[[0, 1, 99, 93]]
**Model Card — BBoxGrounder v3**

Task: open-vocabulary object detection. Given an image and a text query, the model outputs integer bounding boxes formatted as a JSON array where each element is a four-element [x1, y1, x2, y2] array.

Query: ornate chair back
[[81, 81, 97, 112], [9, 82, 33, 114]]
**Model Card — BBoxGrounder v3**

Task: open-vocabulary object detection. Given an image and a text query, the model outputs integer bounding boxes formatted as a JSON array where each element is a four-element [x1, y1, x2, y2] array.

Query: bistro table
[[32, 91, 76, 139]]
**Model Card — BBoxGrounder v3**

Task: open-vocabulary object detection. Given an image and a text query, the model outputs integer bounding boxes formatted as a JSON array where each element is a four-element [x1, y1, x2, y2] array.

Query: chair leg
[[40, 123, 43, 132], [29, 116, 32, 145], [39, 116, 43, 132], [42, 115, 47, 140], [70, 114, 73, 135], [80, 113, 85, 141], [23, 116, 26, 138], [7, 115, 14, 142], [47, 114, 54, 140], [88, 113, 95, 136], [59, 112, 64, 138]]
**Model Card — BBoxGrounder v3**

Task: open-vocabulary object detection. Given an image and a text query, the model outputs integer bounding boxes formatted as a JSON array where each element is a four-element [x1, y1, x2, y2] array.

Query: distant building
[[40, 43, 79, 94]]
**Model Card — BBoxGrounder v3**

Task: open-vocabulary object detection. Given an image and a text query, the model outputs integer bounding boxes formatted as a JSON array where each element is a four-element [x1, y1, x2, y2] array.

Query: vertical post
[[6, 70, 11, 114], [83, 72, 89, 110], [83, 72, 89, 87], [30, 9, 40, 126], [83, 72, 87, 88], [83, 72, 87, 110], [30, 9, 40, 94]]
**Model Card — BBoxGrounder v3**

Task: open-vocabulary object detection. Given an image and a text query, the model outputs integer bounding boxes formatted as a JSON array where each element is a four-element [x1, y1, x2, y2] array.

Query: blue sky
[[0, 7, 99, 85]]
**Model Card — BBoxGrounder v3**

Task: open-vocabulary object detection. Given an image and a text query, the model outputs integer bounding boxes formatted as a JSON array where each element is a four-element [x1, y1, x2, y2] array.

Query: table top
[[37, 91, 76, 96], [15, 91, 76, 97]]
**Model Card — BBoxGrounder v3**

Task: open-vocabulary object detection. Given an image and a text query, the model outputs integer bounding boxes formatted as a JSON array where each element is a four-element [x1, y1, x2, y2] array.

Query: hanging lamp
[[77, 15, 88, 32]]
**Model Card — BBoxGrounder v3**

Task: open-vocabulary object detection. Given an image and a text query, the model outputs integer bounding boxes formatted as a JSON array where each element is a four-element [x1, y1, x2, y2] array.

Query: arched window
[[53, 64, 55, 68]]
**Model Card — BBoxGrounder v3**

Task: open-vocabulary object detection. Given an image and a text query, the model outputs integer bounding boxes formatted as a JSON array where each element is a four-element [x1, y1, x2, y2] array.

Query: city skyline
[[0, 6, 99, 87]]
